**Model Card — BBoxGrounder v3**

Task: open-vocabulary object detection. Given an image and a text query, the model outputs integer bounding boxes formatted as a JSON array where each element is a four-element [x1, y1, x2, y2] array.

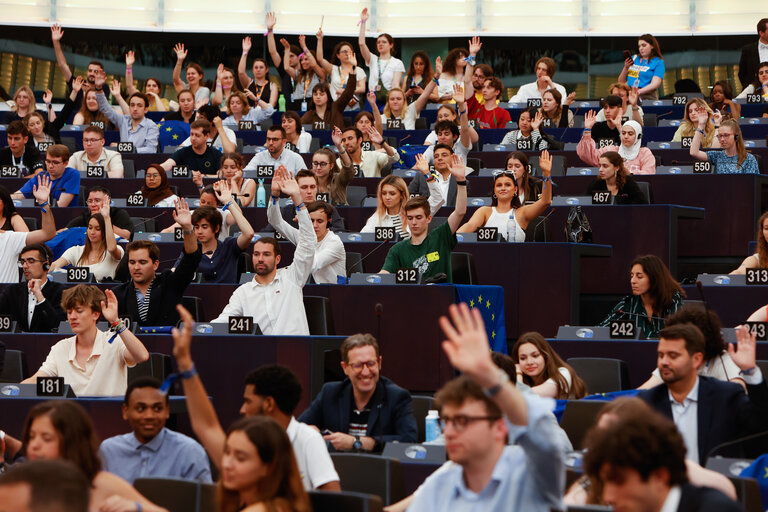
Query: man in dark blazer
[[0, 243, 65, 332], [638, 323, 768, 464], [112, 200, 201, 326], [738, 18, 768, 89], [583, 401, 740, 512], [299, 334, 417, 452]]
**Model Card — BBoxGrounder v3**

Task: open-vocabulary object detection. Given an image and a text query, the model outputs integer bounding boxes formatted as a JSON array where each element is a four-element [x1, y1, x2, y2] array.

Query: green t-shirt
[[382, 222, 457, 282]]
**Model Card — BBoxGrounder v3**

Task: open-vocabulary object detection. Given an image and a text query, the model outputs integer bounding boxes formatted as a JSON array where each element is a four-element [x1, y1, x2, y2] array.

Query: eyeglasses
[[18, 257, 44, 266], [312, 161, 330, 168], [347, 360, 378, 372], [86, 199, 104, 205], [265, 137, 283, 143], [82, 138, 103, 144], [45, 159, 63, 165], [438, 414, 501, 432], [716, 133, 733, 139]]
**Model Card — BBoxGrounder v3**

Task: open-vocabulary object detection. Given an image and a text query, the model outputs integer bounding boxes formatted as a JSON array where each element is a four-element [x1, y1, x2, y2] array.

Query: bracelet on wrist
[[697, 128, 705, 135], [221, 201, 234, 211], [295, 202, 306, 211], [432, 77, 440, 85], [455, 180, 467, 186]]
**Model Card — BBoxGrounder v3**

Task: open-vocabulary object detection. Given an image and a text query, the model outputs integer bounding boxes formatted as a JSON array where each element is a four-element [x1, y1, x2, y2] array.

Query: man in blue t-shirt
[[12, 144, 80, 207]]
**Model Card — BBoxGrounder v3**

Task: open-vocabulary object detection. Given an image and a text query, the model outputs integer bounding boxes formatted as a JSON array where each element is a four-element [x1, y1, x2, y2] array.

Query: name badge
[[117, 142, 134, 153], [477, 227, 498, 241], [693, 161, 712, 174], [228, 316, 254, 334], [609, 320, 635, 339], [239, 120, 254, 131], [515, 139, 532, 151], [746, 268, 768, 285], [426, 251, 440, 263], [745, 321, 768, 341], [313, 121, 326, 130], [386, 118, 403, 130], [527, 98, 542, 108], [256, 165, 274, 177], [746, 94, 763, 104], [172, 166, 190, 178], [592, 191, 611, 204], [396, 267, 418, 284], [375, 226, 396, 241], [67, 267, 91, 283], [37, 376, 66, 397], [127, 192, 145, 206], [672, 95, 688, 106], [361, 141, 373, 152], [597, 138, 614, 149], [681, 137, 693, 149], [0, 314, 12, 332], [0, 165, 19, 178], [90, 121, 105, 130], [86, 165, 105, 178]]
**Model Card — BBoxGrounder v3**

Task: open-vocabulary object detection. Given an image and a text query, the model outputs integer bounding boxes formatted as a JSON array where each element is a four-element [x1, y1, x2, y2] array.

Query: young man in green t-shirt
[[381, 152, 467, 283]]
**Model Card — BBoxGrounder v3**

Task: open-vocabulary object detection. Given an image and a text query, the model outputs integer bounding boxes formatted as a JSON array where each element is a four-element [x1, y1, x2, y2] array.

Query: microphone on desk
[[347, 240, 392, 274], [532, 208, 555, 241], [133, 210, 169, 231]]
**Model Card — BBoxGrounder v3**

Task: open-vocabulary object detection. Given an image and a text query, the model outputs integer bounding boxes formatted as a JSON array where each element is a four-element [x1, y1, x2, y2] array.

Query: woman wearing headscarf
[[578, 111, 656, 174], [141, 164, 178, 207]]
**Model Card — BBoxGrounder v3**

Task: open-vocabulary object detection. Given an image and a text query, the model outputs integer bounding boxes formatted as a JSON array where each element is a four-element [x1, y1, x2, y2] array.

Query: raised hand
[[331, 126, 343, 147], [216, 63, 224, 80], [270, 167, 283, 196], [43, 89, 53, 104], [298, 34, 308, 50], [414, 153, 430, 175], [628, 85, 639, 106], [538, 149, 552, 177], [279, 38, 290, 51], [712, 109, 723, 127], [452, 83, 465, 106], [584, 109, 596, 130], [32, 175, 52, 204], [729, 326, 757, 371], [360, 7, 369, 22], [623, 57, 633, 70], [316, 28, 324, 40], [468, 36, 482, 56], [93, 70, 106, 89], [366, 125, 383, 145], [439, 303, 496, 387], [244, 88, 258, 103], [266, 11, 277, 30], [172, 197, 193, 230], [697, 108, 708, 129], [171, 305, 195, 370], [99, 201, 111, 219], [242, 36, 252, 53], [51, 24, 64, 42], [280, 169, 301, 200], [192, 170, 203, 188], [531, 111, 543, 131], [349, 52, 358, 68], [100, 289, 120, 324], [125, 51, 135, 67], [366, 90, 377, 106], [195, 97, 209, 109], [449, 154, 466, 180], [434, 56, 442, 78], [110, 79, 121, 98], [72, 76, 85, 93], [213, 179, 233, 205], [174, 43, 188, 61], [565, 91, 576, 106]]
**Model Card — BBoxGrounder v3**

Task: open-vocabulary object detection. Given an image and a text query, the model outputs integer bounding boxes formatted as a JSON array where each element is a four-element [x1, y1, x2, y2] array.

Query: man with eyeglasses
[[244, 126, 306, 174], [299, 333, 417, 452], [67, 126, 124, 178], [402, 303, 566, 511], [12, 145, 80, 207], [0, 176, 57, 283], [64, 186, 133, 240], [0, 243, 65, 331]]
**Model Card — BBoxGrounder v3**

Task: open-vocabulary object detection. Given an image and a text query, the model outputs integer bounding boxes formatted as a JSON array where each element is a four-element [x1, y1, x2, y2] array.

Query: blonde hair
[[12, 86, 36, 113], [375, 175, 408, 228], [720, 119, 748, 168], [680, 98, 715, 147], [383, 88, 406, 118]]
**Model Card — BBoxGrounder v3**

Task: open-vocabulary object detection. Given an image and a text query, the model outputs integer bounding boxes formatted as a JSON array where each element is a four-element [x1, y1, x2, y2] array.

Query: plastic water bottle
[[424, 410, 440, 443], [256, 179, 266, 207], [506, 214, 516, 242], [278, 94, 286, 112]]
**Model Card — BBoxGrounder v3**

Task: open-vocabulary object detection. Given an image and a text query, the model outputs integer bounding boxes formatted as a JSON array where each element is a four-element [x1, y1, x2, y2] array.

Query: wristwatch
[[483, 368, 510, 398], [352, 435, 362, 452]]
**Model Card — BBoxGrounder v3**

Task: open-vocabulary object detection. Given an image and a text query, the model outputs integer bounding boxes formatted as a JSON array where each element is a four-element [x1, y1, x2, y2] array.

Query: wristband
[[714, 125, 720, 129], [39, 201, 49, 213], [242, 51, 248, 55], [221, 201, 234, 211], [432, 77, 440, 85], [697, 128, 705, 135], [464, 55, 477, 66], [135, 502, 142, 512], [582, 129, 592, 135], [483, 368, 509, 398], [458, 110, 467, 116], [741, 366, 757, 376], [455, 180, 467, 186], [183, 229, 193, 235], [126, 67, 132, 71], [295, 202, 305, 211]]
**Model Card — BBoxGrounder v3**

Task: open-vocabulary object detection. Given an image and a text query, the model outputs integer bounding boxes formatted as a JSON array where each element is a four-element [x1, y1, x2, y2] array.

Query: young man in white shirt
[[212, 171, 316, 335], [23, 285, 150, 396], [336, 126, 399, 178], [510, 57, 568, 105], [244, 126, 305, 174], [67, 125, 124, 178], [171, 306, 341, 491], [268, 167, 345, 284]]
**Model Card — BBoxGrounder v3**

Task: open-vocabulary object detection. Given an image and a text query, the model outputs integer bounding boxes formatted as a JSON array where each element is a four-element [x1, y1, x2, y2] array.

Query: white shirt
[[510, 81, 568, 104], [595, 104, 644, 123], [36, 329, 133, 396], [337, 150, 398, 178], [365, 54, 405, 92], [382, 102, 418, 131], [244, 148, 306, 174], [361, 178, 444, 233], [759, 41, 768, 65], [59, 244, 124, 282], [660, 486, 682, 512], [212, 208, 316, 335], [180, 127, 237, 151], [329, 66, 366, 107], [668, 377, 700, 464], [267, 200, 346, 284], [0, 231, 29, 283], [287, 417, 340, 490], [287, 132, 312, 153], [68, 148, 124, 177], [422, 138, 471, 165]]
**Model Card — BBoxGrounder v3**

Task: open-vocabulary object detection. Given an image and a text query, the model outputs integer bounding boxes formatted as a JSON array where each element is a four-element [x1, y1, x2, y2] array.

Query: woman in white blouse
[[358, 8, 405, 105]]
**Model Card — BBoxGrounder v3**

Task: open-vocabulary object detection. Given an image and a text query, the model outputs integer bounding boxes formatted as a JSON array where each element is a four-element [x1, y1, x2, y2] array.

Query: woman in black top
[[586, 151, 647, 204]]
